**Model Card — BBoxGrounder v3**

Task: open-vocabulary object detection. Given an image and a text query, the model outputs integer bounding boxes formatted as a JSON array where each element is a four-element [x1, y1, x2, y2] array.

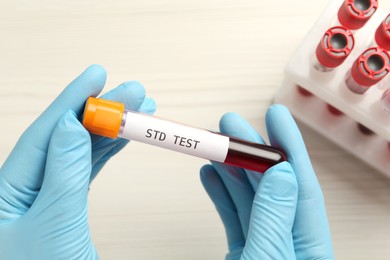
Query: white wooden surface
[[1, 1, 390, 259]]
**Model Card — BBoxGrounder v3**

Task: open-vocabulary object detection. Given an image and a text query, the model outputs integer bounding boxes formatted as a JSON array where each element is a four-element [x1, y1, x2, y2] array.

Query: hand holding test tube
[[0, 65, 332, 259], [200, 105, 334, 259], [0, 65, 157, 259]]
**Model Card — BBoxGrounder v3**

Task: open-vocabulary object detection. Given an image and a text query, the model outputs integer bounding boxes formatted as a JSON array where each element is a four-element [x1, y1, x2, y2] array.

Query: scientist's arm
[[0, 65, 156, 259], [200, 105, 334, 259]]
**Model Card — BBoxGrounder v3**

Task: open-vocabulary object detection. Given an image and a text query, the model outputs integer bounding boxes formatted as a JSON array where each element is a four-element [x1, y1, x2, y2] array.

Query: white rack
[[275, 0, 390, 177]]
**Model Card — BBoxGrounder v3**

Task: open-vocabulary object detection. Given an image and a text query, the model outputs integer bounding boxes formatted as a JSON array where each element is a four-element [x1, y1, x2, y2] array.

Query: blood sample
[[357, 123, 375, 135], [345, 47, 390, 94], [296, 85, 313, 97], [82, 97, 286, 173], [337, 0, 378, 30], [375, 13, 390, 51], [314, 26, 355, 72], [327, 104, 344, 116]]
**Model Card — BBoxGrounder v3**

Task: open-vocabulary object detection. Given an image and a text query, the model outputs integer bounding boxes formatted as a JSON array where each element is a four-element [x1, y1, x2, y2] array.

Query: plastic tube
[[314, 26, 355, 72], [357, 123, 375, 135], [327, 104, 344, 116], [375, 13, 390, 51], [296, 85, 313, 97], [337, 0, 378, 30], [382, 88, 390, 112], [82, 97, 286, 173], [345, 47, 390, 94]]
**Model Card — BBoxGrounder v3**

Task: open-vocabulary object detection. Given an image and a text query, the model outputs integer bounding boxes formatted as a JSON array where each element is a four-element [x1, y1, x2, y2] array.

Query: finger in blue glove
[[241, 161, 297, 259], [266, 104, 334, 259], [0, 111, 98, 259], [0, 64, 107, 219]]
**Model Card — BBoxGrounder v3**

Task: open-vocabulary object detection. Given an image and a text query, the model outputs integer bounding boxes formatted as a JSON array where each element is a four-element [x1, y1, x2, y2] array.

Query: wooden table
[[1, 1, 390, 259]]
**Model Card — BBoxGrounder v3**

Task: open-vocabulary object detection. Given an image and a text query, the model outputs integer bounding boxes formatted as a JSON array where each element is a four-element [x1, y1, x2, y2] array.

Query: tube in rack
[[375, 13, 390, 51], [382, 89, 390, 112], [82, 97, 286, 173], [337, 0, 378, 30], [345, 47, 390, 94], [314, 26, 355, 72]]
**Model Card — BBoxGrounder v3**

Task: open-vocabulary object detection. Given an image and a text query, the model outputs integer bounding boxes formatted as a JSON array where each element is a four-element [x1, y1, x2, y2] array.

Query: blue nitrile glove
[[0, 65, 156, 260], [200, 105, 334, 259]]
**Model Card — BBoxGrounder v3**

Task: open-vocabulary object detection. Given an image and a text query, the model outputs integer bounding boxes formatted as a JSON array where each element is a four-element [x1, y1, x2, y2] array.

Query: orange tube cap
[[82, 97, 125, 138]]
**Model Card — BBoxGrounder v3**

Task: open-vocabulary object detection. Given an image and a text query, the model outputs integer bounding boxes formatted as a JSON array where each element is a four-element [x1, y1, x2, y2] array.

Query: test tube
[[375, 13, 390, 51], [345, 47, 390, 94], [337, 0, 378, 30], [314, 26, 355, 72], [357, 123, 375, 135], [82, 97, 286, 173], [296, 85, 313, 97], [382, 89, 390, 112], [327, 104, 344, 116]]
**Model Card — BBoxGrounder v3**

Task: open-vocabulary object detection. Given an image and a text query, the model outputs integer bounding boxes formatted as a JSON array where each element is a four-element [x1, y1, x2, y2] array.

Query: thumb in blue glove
[[200, 105, 334, 259], [0, 65, 156, 259], [241, 162, 297, 258], [201, 161, 298, 259], [0, 111, 96, 259]]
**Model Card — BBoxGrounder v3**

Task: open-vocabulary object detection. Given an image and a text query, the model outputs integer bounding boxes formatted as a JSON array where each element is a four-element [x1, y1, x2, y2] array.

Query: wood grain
[[1, 1, 390, 259]]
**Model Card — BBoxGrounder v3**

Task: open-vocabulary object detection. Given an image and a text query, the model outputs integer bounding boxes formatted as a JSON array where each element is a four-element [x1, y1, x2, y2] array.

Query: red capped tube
[[375, 14, 390, 51], [338, 0, 378, 30], [346, 47, 390, 94], [314, 26, 355, 71]]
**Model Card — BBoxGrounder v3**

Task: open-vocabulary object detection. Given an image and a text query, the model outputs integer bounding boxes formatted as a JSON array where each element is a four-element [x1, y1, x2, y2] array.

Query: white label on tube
[[121, 112, 229, 162]]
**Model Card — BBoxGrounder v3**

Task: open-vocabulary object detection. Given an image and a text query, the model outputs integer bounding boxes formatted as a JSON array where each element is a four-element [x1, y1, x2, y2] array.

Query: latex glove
[[200, 105, 334, 259], [0, 65, 156, 260]]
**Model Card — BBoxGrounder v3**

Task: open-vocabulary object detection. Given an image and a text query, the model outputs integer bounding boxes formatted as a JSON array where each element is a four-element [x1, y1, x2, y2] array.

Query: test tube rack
[[274, 0, 390, 177]]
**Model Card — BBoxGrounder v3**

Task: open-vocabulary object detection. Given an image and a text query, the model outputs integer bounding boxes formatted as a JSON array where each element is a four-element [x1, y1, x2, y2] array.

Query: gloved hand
[[200, 105, 334, 259], [0, 65, 156, 260]]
